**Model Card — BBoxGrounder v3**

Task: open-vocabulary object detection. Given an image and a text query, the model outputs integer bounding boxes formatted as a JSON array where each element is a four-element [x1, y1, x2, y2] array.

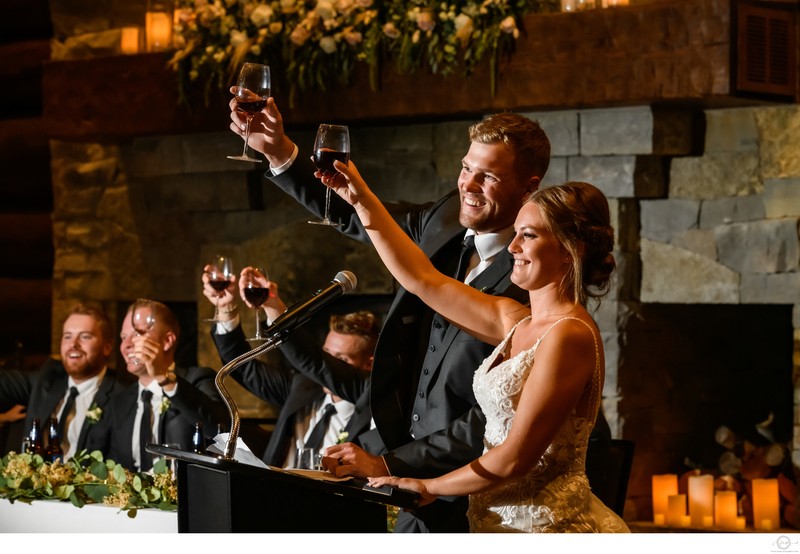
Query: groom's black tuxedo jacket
[[269, 156, 529, 531], [86, 365, 226, 470], [0, 358, 121, 456], [211, 324, 372, 467]]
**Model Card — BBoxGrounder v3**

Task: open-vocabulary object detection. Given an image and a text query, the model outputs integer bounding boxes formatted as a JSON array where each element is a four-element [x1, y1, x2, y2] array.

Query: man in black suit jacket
[[88, 300, 226, 471], [0, 303, 121, 460], [229, 100, 548, 532], [203, 268, 379, 467]]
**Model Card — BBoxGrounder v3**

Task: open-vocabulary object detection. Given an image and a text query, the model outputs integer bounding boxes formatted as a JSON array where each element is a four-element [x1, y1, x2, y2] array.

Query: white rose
[[417, 9, 436, 32], [230, 29, 248, 47], [343, 29, 362, 45], [250, 5, 274, 27], [315, 0, 336, 20], [336, 0, 354, 13], [280, 0, 298, 13], [319, 35, 337, 53], [454, 13, 473, 45]]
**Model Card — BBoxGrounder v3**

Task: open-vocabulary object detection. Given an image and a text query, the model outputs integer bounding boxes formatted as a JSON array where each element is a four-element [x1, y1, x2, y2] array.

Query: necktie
[[304, 403, 337, 450], [57, 386, 79, 441], [139, 389, 154, 471], [454, 234, 476, 282]]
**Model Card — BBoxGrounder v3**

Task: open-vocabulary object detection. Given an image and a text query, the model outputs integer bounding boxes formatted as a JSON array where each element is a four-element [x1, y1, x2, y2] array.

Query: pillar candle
[[752, 479, 780, 531], [715, 491, 738, 530], [120, 27, 140, 54], [652, 474, 678, 522], [688, 474, 714, 527], [666, 494, 687, 527]]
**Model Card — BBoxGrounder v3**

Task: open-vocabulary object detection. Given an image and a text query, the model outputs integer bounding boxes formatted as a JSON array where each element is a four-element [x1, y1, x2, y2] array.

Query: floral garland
[[0, 450, 177, 516], [170, 0, 559, 104]]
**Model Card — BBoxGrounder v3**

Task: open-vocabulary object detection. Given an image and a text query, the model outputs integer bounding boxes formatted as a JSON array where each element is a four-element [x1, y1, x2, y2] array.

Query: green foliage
[[0, 450, 177, 517]]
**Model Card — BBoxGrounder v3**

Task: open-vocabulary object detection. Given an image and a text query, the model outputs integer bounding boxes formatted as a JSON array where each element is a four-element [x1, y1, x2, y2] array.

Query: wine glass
[[227, 63, 271, 163], [130, 298, 156, 365], [204, 255, 235, 322], [309, 124, 349, 227], [242, 267, 270, 342]]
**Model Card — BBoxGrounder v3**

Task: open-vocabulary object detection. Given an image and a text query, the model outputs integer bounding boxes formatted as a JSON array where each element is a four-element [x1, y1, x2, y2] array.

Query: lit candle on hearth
[[715, 491, 738, 530], [752, 478, 780, 531], [688, 474, 714, 527], [652, 474, 678, 523], [667, 494, 688, 527]]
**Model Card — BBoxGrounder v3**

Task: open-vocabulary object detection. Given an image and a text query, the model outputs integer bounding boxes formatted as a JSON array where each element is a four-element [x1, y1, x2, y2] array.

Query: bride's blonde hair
[[528, 182, 616, 306]]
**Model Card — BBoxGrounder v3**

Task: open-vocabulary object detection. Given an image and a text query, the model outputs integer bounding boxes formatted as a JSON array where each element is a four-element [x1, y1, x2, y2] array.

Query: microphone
[[265, 271, 357, 337]]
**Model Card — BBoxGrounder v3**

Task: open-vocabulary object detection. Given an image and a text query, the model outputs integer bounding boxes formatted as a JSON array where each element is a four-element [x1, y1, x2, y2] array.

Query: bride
[[321, 160, 629, 533]]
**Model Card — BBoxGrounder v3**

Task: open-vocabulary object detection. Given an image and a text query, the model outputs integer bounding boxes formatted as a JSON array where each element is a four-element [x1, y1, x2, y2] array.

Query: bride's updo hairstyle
[[528, 182, 616, 306]]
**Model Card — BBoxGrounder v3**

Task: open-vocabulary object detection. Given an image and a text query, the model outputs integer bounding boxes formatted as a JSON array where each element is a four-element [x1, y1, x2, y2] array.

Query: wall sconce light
[[146, 0, 174, 52], [120, 26, 142, 54]]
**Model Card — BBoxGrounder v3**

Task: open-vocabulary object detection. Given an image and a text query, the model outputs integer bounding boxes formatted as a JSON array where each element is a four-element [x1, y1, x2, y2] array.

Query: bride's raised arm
[[327, 160, 523, 345]]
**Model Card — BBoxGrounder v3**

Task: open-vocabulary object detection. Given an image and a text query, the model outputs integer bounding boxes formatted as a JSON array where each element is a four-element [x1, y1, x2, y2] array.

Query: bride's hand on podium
[[367, 475, 437, 507]]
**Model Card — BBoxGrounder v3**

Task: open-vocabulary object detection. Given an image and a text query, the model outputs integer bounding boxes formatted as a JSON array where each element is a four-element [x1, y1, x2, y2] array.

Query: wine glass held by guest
[[129, 298, 156, 366], [228, 63, 271, 163], [240, 266, 271, 341], [308, 124, 349, 227], [204, 255, 236, 322], [321, 160, 628, 533]]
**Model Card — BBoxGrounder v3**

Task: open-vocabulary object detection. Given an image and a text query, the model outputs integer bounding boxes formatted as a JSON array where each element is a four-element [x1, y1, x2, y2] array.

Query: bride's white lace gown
[[467, 316, 630, 533]]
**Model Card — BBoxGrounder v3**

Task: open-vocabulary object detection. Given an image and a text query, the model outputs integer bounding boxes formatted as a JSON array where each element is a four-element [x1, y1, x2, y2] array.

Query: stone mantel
[[42, 0, 782, 141]]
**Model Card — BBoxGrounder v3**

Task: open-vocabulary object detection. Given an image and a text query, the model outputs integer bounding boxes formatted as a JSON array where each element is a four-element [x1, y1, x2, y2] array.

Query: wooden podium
[[148, 445, 419, 533]]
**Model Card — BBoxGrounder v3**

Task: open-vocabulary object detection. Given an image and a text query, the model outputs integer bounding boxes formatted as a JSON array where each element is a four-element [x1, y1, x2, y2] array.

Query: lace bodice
[[468, 316, 627, 533]]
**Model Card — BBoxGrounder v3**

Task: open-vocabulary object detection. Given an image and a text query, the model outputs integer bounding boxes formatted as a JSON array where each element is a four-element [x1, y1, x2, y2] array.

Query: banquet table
[[0, 498, 177, 532]]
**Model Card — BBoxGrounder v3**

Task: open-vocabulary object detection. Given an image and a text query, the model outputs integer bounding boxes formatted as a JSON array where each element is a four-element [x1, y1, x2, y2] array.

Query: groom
[[229, 97, 548, 532]]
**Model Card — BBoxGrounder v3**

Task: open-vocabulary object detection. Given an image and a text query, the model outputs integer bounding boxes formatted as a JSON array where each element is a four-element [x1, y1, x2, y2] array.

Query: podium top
[[148, 445, 420, 510]]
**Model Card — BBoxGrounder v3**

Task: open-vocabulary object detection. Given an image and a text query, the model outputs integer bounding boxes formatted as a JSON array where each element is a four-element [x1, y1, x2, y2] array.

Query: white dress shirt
[[131, 379, 177, 471], [57, 368, 107, 461], [463, 227, 515, 284], [283, 394, 355, 468]]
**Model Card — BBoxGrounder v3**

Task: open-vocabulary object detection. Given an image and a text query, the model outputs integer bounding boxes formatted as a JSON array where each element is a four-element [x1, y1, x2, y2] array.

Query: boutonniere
[[86, 404, 103, 424], [336, 430, 349, 444], [159, 397, 171, 415]]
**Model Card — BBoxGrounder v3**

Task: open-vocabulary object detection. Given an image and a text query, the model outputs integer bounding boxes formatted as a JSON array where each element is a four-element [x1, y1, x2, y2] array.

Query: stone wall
[[49, 103, 800, 522]]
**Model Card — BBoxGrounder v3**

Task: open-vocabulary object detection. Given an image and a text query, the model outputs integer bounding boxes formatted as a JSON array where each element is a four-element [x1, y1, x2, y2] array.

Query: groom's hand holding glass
[[228, 94, 296, 169]]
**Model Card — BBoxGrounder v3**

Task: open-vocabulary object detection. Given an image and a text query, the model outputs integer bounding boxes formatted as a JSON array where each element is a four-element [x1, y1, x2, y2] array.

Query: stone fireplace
[[41, 0, 800, 524]]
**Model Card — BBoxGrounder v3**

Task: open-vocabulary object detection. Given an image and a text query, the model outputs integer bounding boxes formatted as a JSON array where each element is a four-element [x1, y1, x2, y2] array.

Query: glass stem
[[324, 187, 332, 222], [254, 308, 261, 339], [241, 115, 253, 157]]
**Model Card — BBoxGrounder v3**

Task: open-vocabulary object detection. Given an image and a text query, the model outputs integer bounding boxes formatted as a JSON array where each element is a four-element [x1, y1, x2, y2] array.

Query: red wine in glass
[[209, 280, 232, 293], [314, 148, 350, 178], [236, 98, 268, 116], [205, 255, 234, 322], [244, 286, 270, 307]]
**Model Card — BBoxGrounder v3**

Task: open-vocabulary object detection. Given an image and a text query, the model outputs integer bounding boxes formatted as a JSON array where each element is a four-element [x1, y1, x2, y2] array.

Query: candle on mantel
[[652, 474, 678, 523], [688, 474, 714, 527], [145, 11, 173, 52], [667, 494, 689, 527], [752, 478, 780, 531], [120, 27, 140, 54], [715, 491, 739, 530]]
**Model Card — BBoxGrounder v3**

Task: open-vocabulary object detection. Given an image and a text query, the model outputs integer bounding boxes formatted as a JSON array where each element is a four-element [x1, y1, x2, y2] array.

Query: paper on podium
[[206, 433, 269, 468], [280, 468, 352, 483]]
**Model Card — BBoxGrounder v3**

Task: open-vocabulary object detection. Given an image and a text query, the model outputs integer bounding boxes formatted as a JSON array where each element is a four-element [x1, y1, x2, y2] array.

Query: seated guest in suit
[[88, 300, 226, 471], [202, 266, 379, 467], [0, 404, 27, 456], [0, 303, 120, 460]]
